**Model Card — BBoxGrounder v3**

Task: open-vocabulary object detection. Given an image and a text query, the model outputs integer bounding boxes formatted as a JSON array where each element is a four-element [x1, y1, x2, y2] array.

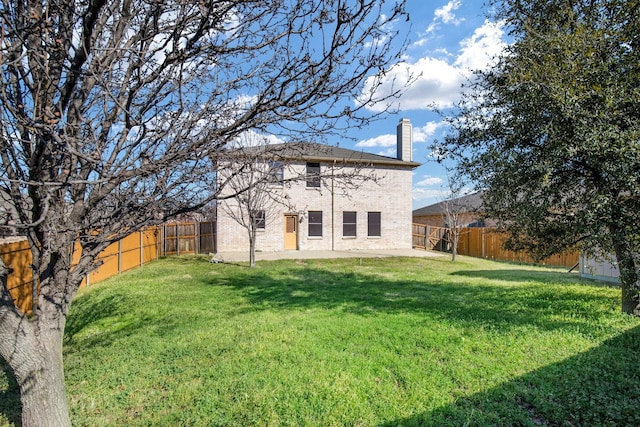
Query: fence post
[[482, 227, 485, 259], [425, 225, 430, 250], [196, 221, 200, 254], [140, 230, 144, 267], [425, 225, 429, 250], [155, 226, 159, 260], [162, 224, 166, 257], [118, 239, 122, 274]]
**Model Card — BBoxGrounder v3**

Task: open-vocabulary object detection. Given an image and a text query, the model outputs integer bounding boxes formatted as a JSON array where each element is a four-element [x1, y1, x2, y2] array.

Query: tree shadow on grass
[[0, 359, 21, 426], [215, 262, 620, 336], [64, 286, 180, 350], [451, 268, 595, 284], [61, 257, 626, 361], [64, 290, 137, 348], [379, 325, 640, 426], [1, 294, 178, 426], [0, 257, 630, 427], [207, 260, 637, 425]]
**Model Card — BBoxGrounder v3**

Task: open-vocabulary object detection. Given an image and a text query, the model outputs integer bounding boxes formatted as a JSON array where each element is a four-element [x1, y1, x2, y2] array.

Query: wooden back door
[[284, 214, 298, 250]]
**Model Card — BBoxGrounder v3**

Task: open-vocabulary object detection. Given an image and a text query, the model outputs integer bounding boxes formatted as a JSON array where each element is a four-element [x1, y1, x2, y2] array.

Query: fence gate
[[412, 223, 427, 249], [413, 224, 448, 252], [163, 221, 216, 255], [198, 221, 216, 254]]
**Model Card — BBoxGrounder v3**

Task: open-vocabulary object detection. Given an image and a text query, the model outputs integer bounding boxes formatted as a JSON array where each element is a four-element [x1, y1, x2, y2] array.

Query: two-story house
[[216, 119, 420, 253]]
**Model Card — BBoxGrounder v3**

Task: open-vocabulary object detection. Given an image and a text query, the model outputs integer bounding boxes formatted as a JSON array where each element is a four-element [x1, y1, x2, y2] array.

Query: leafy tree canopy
[[438, 0, 640, 314]]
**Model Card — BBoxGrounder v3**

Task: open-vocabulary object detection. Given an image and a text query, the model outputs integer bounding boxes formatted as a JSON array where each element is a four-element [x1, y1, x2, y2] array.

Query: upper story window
[[306, 162, 321, 188], [267, 161, 284, 186]]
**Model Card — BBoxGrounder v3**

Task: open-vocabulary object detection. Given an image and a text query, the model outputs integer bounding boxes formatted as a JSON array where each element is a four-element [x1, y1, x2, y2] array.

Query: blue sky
[[344, 0, 508, 209]]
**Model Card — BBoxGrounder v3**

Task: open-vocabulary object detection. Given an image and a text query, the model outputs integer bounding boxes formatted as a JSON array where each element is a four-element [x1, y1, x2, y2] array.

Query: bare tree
[[440, 171, 472, 262], [0, 1, 409, 424], [218, 145, 294, 267]]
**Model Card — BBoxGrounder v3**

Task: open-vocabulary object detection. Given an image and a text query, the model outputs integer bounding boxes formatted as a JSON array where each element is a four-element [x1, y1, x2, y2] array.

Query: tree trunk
[[12, 324, 71, 427], [249, 230, 256, 268], [18, 353, 71, 427], [610, 226, 640, 316], [1, 257, 73, 426], [451, 229, 458, 263], [1, 322, 71, 426]]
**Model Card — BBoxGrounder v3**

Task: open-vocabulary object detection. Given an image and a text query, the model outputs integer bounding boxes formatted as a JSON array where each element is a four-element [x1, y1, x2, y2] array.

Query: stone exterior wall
[[216, 161, 414, 253]]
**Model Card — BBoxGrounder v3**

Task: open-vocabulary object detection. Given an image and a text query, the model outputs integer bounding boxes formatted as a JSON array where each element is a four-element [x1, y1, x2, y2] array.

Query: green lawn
[[2, 255, 640, 426]]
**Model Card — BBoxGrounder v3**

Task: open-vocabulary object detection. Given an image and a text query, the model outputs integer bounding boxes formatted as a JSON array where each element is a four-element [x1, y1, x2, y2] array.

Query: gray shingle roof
[[413, 192, 484, 216], [227, 142, 421, 168]]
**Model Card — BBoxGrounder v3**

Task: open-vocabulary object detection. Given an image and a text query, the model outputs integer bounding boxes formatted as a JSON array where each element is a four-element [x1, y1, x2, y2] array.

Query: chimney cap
[[397, 118, 412, 162]]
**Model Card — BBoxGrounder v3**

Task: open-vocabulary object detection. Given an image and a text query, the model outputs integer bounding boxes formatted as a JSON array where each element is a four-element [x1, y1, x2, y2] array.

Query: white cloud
[[376, 147, 397, 158], [424, 23, 438, 36], [455, 20, 506, 71], [413, 121, 446, 143], [417, 175, 444, 187], [413, 174, 447, 207], [413, 173, 464, 208], [362, 20, 506, 112], [434, 0, 463, 25], [356, 134, 396, 148], [422, 0, 463, 37], [229, 129, 286, 148], [412, 187, 445, 207]]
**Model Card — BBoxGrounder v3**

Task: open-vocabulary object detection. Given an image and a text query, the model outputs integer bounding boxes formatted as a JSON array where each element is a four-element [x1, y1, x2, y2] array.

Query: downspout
[[331, 160, 335, 251]]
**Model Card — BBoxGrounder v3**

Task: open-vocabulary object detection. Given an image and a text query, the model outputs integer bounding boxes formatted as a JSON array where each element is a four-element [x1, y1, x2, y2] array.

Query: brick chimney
[[396, 118, 412, 162]]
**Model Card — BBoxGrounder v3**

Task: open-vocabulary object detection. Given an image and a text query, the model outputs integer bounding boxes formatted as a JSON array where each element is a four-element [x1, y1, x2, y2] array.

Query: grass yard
[[2, 255, 640, 426]]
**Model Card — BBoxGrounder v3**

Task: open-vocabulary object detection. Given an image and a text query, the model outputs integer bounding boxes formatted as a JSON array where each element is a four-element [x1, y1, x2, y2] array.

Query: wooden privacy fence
[[1, 227, 161, 314], [412, 224, 579, 268], [1, 221, 216, 315], [78, 227, 163, 287], [1, 239, 34, 314], [163, 221, 216, 255]]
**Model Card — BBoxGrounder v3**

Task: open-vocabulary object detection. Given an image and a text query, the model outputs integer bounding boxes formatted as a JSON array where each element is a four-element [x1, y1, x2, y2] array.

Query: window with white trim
[[368, 212, 381, 237], [343, 211, 356, 237], [267, 161, 284, 185], [306, 162, 321, 188], [308, 211, 323, 237], [252, 210, 266, 229]]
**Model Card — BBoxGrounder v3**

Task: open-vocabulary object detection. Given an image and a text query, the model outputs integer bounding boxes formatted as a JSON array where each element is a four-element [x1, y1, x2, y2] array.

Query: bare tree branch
[[0, 1, 409, 423]]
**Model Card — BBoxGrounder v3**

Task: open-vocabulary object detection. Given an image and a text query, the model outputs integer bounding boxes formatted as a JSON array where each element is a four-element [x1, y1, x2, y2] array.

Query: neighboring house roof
[[223, 142, 421, 168], [413, 192, 484, 216]]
